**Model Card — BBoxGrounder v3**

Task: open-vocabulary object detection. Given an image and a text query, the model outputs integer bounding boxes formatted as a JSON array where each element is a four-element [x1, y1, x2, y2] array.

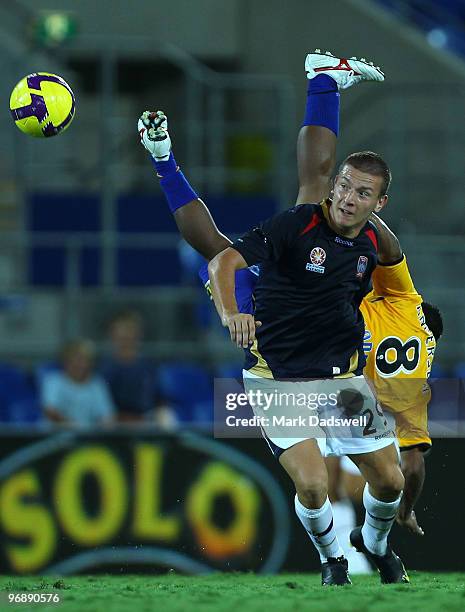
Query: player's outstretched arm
[[208, 248, 261, 348], [138, 111, 231, 261], [296, 51, 384, 206]]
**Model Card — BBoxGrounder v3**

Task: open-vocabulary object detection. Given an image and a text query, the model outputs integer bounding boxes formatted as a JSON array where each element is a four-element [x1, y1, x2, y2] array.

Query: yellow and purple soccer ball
[[10, 72, 75, 138]]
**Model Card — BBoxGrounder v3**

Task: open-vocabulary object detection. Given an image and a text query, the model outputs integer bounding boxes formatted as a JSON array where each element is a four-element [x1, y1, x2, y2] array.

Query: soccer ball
[[10, 72, 75, 138]]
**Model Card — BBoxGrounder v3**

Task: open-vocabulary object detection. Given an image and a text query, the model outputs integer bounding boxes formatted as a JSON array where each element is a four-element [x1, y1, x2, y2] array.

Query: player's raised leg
[[296, 50, 384, 205], [279, 439, 351, 586], [138, 111, 259, 315], [138, 110, 231, 260]]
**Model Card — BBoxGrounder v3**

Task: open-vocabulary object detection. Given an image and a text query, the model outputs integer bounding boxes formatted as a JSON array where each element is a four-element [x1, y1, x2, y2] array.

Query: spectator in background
[[42, 338, 115, 426], [100, 310, 176, 426]]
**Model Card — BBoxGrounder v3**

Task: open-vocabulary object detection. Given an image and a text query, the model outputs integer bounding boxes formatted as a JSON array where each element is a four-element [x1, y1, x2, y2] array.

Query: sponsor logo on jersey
[[335, 236, 354, 247], [306, 247, 326, 274], [363, 329, 373, 355], [356, 255, 368, 279], [249, 265, 260, 277]]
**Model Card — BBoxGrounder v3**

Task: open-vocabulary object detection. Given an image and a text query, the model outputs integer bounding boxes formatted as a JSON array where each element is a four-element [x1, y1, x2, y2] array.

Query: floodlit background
[[0, 0, 463, 373], [0, 0, 464, 576]]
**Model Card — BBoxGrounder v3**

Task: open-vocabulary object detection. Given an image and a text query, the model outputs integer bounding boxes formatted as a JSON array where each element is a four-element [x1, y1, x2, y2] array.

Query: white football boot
[[138, 110, 171, 160], [305, 49, 384, 90]]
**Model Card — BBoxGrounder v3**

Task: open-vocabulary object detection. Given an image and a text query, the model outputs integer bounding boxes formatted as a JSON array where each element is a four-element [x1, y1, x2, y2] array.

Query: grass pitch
[[1, 573, 464, 612]]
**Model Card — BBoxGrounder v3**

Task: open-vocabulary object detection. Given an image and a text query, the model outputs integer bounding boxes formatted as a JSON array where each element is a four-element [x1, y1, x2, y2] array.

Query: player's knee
[[294, 472, 328, 508], [374, 466, 404, 500], [392, 468, 405, 496]]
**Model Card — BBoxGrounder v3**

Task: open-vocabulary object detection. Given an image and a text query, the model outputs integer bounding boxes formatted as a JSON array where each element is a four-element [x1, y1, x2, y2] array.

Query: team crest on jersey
[[356, 255, 368, 279], [306, 247, 326, 274]]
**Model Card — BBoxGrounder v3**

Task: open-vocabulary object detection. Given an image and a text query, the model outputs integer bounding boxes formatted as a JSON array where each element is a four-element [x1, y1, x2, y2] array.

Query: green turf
[[0, 573, 464, 612]]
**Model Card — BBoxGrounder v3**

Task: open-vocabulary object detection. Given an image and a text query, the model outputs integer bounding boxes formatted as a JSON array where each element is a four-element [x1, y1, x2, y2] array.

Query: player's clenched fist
[[222, 313, 262, 348]]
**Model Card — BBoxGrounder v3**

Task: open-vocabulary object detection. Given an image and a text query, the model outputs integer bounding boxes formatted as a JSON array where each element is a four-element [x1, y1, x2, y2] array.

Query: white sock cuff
[[363, 485, 401, 517], [294, 494, 330, 519]]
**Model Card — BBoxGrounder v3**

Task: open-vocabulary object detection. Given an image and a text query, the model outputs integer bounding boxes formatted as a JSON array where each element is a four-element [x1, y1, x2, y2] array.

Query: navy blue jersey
[[232, 202, 378, 379]]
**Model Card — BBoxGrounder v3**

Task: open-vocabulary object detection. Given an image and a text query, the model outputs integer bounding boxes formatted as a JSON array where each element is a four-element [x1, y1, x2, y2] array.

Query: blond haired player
[[295, 51, 442, 569]]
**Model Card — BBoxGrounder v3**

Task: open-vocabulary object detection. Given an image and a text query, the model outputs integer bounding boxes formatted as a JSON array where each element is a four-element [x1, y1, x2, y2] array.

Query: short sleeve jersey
[[232, 201, 378, 379], [360, 256, 436, 449]]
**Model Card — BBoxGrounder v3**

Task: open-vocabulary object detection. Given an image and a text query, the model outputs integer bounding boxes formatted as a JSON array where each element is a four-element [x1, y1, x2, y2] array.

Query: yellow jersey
[[360, 256, 436, 450]]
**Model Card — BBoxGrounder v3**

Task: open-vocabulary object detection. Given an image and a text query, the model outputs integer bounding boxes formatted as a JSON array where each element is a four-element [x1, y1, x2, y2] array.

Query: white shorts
[[340, 412, 400, 475], [243, 370, 396, 459]]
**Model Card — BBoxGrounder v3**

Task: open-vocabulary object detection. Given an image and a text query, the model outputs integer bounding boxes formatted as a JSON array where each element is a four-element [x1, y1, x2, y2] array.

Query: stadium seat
[[35, 361, 61, 394], [453, 362, 465, 379], [157, 363, 213, 424], [8, 396, 41, 424], [215, 362, 244, 380], [430, 363, 448, 379], [0, 364, 41, 423], [428, 377, 460, 422]]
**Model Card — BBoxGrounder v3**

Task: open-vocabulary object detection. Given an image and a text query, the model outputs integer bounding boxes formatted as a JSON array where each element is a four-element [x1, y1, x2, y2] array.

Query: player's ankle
[[308, 74, 338, 94]]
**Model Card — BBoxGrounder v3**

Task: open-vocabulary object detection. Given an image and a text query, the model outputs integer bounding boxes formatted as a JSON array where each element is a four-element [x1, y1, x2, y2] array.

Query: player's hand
[[138, 110, 171, 160], [396, 510, 424, 536], [222, 313, 262, 348]]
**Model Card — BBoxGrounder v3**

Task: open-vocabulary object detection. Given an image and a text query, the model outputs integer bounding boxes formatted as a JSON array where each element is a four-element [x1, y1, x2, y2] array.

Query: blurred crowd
[[0, 300, 459, 428], [0, 309, 229, 429]]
